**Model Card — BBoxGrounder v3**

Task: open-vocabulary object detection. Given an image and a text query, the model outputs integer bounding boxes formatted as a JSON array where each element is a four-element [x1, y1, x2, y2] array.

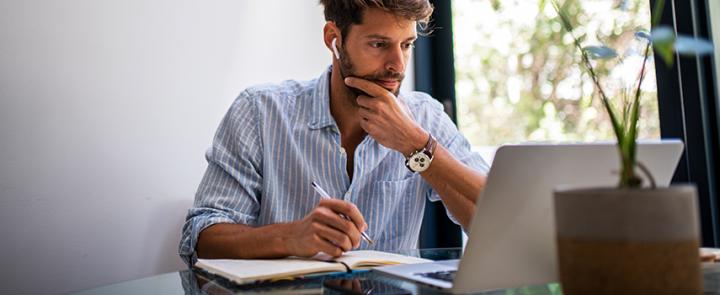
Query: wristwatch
[[405, 133, 437, 173]]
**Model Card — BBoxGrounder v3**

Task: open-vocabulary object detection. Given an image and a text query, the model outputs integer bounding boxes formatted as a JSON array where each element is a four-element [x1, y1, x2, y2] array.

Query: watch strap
[[425, 133, 436, 158], [404, 133, 436, 173]]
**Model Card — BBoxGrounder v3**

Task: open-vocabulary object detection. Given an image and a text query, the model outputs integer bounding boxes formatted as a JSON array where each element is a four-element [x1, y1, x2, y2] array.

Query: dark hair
[[319, 0, 434, 40]]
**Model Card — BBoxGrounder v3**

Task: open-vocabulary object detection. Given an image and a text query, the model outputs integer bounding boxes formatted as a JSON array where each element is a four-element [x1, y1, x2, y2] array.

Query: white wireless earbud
[[331, 38, 341, 60]]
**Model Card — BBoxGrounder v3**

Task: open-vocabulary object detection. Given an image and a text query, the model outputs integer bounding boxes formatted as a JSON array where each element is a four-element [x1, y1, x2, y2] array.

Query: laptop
[[375, 140, 684, 293]]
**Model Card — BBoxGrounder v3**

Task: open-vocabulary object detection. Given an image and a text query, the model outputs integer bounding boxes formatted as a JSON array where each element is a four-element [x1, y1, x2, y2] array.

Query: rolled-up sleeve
[[179, 91, 263, 266]]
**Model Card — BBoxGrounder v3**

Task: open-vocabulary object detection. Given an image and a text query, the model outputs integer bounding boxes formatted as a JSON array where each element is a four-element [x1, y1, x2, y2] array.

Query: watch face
[[408, 153, 432, 172]]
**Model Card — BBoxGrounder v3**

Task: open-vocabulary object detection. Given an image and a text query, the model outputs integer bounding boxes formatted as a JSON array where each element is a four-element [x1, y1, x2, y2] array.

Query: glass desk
[[73, 248, 720, 295]]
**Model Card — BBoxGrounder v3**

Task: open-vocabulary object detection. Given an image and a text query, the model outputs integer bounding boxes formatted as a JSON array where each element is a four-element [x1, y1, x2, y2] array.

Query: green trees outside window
[[453, 0, 660, 147]]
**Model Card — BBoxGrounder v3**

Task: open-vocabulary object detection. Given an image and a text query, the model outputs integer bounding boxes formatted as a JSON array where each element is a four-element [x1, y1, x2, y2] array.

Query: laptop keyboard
[[415, 270, 457, 282]]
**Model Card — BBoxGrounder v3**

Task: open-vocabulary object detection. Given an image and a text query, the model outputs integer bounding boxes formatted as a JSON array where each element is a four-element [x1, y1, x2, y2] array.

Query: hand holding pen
[[312, 182, 374, 245], [284, 182, 372, 258]]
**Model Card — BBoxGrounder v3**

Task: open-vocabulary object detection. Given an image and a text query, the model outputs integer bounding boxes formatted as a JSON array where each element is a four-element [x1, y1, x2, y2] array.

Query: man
[[179, 0, 488, 265]]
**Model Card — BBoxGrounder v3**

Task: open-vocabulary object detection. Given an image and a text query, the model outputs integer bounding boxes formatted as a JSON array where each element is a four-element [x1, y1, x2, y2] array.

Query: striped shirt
[[179, 67, 488, 265]]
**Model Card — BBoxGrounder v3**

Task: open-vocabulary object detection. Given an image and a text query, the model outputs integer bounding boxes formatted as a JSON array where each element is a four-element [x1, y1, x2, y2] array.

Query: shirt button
[[344, 192, 351, 199], [340, 148, 346, 154]]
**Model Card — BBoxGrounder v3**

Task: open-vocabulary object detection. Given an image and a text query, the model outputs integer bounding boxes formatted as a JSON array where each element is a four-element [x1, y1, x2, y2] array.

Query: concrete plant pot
[[554, 185, 701, 294]]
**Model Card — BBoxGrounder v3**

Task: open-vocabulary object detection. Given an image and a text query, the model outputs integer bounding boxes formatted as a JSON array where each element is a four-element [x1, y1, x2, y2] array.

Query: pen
[[311, 181, 374, 245]]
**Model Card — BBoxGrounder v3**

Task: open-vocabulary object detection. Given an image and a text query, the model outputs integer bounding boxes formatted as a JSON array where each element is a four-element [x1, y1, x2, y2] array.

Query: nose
[[385, 44, 406, 74]]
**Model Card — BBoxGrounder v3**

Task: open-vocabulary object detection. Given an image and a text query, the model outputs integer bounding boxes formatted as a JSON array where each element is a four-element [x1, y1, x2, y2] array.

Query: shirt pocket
[[362, 177, 426, 248]]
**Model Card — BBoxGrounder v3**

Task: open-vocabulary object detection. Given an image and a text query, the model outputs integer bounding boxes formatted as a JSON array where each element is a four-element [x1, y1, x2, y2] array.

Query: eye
[[370, 41, 386, 48], [402, 42, 416, 50]]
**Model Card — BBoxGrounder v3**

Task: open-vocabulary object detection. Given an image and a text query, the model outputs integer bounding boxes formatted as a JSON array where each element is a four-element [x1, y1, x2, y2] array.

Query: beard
[[336, 45, 405, 100]]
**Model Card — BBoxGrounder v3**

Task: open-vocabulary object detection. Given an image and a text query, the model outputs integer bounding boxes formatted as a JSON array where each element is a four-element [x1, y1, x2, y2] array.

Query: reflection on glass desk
[[73, 248, 720, 295]]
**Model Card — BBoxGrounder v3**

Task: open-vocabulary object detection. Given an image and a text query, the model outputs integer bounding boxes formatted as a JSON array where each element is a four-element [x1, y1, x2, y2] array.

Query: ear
[[323, 22, 342, 59]]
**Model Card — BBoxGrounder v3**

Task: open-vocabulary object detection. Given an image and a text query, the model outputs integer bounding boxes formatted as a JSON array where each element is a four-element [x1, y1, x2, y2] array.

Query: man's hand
[[344, 77, 428, 155], [285, 199, 368, 258]]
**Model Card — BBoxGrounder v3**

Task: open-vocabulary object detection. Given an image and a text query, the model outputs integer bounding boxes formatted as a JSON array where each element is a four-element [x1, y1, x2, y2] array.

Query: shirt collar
[[308, 66, 337, 130]]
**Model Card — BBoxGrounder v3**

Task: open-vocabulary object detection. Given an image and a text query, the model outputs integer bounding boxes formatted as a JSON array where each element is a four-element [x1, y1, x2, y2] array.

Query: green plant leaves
[[583, 46, 618, 59], [650, 27, 714, 65], [651, 26, 674, 44], [634, 31, 651, 41], [551, 0, 714, 187], [651, 0, 665, 26], [551, 0, 645, 187], [651, 26, 675, 71], [675, 35, 714, 56], [552, 0, 575, 33]]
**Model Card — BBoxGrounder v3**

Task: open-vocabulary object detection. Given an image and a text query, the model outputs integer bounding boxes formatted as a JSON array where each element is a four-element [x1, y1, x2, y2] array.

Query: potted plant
[[550, 0, 714, 294]]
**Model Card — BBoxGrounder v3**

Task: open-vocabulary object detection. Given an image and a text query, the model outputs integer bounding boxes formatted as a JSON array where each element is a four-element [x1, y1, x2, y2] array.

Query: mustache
[[363, 70, 404, 82], [344, 71, 404, 98]]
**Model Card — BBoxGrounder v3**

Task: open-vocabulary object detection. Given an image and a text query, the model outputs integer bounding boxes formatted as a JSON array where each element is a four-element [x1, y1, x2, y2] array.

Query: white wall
[[0, 1, 334, 294]]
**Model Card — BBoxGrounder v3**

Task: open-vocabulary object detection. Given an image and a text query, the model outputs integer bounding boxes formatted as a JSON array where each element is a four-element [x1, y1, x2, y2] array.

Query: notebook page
[[196, 258, 345, 284], [335, 250, 432, 269]]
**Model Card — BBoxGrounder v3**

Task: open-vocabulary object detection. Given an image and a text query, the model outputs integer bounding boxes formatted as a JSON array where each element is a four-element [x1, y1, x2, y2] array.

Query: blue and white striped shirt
[[179, 67, 488, 265]]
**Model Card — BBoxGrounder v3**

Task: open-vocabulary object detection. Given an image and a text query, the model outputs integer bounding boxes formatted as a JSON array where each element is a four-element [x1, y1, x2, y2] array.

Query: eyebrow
[[364, 34, 417, 42]]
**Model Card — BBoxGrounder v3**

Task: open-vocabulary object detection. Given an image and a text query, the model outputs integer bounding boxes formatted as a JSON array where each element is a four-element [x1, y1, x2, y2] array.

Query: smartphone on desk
[[323, 278, 411, 295]]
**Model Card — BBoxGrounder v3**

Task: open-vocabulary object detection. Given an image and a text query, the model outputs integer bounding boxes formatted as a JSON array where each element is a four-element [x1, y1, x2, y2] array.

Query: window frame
[[414, 0, 463, 248], [652, 0, 720, 246]]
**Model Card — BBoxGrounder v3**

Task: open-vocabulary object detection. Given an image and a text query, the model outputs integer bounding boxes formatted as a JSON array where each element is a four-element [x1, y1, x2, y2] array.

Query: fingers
[[359, 117, 371, 133], [311, 206, 362, 248], [311, 234, 344, 257], [356, 98, 380, 129], [312, 222, 354, 251], [356, 93, 406, 124], [357, 106, 374, 122], [355, 95, 377, 112], [318, 199, 368, 232], [395, 95, 414, 119], [345, 77, 389, 98]]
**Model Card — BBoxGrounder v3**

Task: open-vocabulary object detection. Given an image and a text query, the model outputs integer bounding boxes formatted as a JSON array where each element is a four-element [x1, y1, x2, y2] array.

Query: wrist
[[401, 128, 429, 156], [273, 222, 297, 257]]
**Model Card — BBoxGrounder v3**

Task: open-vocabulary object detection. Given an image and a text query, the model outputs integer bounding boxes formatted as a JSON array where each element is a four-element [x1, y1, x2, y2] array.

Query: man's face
[[337, 8, 417, 97]]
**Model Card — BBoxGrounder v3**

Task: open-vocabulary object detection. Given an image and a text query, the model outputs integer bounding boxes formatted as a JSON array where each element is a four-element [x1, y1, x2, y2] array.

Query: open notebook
[[195, 250, 431, 285]]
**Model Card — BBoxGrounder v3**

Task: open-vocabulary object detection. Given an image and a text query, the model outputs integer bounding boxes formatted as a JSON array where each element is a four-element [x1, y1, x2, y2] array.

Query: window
[[652, 0, 719, 246], [415, 0, 718, 249], [452, 0, 661, 162]]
